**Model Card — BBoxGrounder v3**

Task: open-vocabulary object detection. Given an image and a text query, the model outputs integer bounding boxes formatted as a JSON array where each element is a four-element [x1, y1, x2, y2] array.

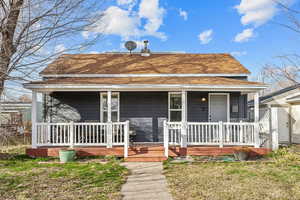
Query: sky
[[3, 0, 300, 100], [77, 0, 300, 79]]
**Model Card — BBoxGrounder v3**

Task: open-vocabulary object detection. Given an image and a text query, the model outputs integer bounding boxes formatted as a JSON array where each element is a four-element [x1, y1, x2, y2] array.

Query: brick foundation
[[26, 146, 271, 159]]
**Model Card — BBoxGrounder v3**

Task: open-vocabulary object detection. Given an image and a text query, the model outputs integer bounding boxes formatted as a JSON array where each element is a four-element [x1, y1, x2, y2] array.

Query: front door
[[278, 107, 290, 143], [209, 94, 229, 122]]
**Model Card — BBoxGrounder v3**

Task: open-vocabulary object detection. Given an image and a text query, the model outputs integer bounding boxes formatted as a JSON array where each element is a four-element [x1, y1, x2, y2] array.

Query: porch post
[[107, 91, 113, 148], [31, 91, 37, 148], [254, 92, 260, 148], [181, 90, 187, 148]]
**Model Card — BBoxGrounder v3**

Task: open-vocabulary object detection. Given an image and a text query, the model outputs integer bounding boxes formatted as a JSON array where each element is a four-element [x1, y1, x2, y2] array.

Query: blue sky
[[5, 0, 300, 100], [78, 0, 300, 78]]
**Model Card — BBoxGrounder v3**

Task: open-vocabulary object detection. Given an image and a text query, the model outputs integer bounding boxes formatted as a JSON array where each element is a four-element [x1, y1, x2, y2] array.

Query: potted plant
[[59, 148, 76, 163], [233, 146, 251, 161]]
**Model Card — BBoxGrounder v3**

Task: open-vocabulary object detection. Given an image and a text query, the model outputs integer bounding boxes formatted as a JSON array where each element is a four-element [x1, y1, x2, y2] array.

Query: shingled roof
[[40, 53, 250, 75]]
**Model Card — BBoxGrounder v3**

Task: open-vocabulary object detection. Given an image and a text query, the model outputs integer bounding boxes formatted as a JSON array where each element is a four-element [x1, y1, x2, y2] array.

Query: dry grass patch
[[0, 146, 128, 200], [164, 146, 300, 200]]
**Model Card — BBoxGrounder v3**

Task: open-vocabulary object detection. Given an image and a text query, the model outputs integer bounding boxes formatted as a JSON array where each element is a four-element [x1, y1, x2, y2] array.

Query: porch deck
[[26, 145, 270, 162], [27, 121, 270, 161]]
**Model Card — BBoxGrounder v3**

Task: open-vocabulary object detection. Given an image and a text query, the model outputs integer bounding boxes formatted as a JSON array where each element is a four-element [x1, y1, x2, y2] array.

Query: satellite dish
[[124, 41, 137, 54]]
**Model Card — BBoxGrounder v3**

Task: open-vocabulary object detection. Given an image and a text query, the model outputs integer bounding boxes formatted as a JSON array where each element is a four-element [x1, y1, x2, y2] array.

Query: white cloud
[[230, 51, 247, 57], [234, 28, 254, 42], [179, 8, 188, 20], [89, 6, 140, 40], [235, 0, 294, 27], [139, 0, 166, 40], [84, 0, 166, 41], [89, 51, 99, 54], [54, 44, 66, 53], [234, 0, 294, 42], [117, 0, 135, 5], [81, 31, 90, 39], [134, 40, 145, 49], [198, 29, 213, 44]]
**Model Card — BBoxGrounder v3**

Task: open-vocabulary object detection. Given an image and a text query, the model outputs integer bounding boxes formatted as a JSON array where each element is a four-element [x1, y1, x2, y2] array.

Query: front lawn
[[0, 146, 128, 200], [164, 146, 300, 200]]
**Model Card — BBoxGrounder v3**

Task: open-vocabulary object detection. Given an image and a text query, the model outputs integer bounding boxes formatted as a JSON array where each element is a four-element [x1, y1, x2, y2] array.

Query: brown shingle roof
[[40, 53, 250, 75], [28, 77, 264, 86]]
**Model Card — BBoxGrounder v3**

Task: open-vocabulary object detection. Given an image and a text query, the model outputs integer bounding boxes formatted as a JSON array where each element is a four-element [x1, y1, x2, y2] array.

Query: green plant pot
[[234, 151, 249, 161], [59, 149, 76, 163]]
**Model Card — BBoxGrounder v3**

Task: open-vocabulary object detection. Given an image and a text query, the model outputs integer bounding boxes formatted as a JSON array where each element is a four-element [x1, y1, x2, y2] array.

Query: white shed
[[249, 84, 300, 148]]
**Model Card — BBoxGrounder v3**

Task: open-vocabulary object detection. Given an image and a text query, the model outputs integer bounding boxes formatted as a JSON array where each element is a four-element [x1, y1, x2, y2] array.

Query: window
[[100, 92, 119, 122], [169, 92, 182, 122]]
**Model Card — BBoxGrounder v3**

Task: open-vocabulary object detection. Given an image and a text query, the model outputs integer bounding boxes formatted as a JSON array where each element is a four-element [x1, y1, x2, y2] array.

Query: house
[[249, 84, 300, 148], [0, 101, 32, 124], [24, 44, 270, 161], [0, 101, 33, 140]]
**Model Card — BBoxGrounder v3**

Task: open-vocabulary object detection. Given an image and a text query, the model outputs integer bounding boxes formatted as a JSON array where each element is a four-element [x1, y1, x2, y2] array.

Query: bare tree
[[257, 1, 300, 93], [276, 1, 300, 35], [261, 54, 300, 91], [0, 0, 104, 97]]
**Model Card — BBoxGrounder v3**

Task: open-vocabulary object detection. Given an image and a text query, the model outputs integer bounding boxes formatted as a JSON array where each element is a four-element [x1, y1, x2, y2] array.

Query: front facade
[[45, 91, 248, 143], [24, 52, 268, 159]]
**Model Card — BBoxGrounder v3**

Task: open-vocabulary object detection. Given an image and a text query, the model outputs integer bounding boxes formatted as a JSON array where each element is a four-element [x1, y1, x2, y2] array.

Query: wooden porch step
[[125, 149, 167, 162]]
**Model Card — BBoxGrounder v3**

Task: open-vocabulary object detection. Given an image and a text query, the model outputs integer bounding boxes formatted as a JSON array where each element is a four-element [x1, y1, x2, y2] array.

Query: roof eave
[[24, 83, 267, 92]]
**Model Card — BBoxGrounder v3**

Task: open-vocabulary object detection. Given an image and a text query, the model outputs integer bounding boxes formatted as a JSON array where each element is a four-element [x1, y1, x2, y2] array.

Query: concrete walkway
[[121, 162, 173, 200]]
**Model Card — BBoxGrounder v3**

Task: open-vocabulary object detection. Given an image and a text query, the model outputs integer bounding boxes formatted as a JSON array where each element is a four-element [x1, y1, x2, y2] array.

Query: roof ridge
[[60, 53, 232, 55]]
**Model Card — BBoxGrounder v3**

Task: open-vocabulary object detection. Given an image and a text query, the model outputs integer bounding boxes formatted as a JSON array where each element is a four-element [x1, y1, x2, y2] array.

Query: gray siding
[[187, 92, 209, 122], [45, 91, 248, 142], [120, 92, 168, 142], [48, 92, 100, 122], [187, 92, 247, 122]]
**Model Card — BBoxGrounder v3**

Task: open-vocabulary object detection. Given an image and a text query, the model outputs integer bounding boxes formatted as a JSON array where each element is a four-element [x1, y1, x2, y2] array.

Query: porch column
[[31, 91, 37, 148], [107, 91, 113, 148], [254, 92, 260, 148], [181, 90, 187, 148]]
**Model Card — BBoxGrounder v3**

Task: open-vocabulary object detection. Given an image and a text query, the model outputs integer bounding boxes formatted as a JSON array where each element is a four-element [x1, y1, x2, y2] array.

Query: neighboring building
[[24, 45, 269, 161], [0, 101, 42, 125], [0, 102, 32, 125], [249, 84, 300, 145]]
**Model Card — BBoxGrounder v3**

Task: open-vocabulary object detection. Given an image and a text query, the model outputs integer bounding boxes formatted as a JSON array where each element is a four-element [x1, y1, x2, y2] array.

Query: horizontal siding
[[120, 92, 168, 142], [187, 92, 209, 122], [49, 92, 100, 122], [45, 90, 248, 142], [187, 91, 247, 122]]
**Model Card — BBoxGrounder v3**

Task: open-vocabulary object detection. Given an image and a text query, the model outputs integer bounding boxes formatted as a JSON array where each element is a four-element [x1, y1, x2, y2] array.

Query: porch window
[[169, 92, 182, 122], [100, 92, 119, 122]]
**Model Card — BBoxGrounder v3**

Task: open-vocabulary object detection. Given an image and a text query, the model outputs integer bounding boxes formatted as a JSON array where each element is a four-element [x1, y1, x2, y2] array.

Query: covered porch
[[25, 77, 268, 159]]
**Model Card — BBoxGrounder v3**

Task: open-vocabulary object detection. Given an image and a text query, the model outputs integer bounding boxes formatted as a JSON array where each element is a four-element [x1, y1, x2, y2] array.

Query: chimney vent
[[141, 40, 151, 56]]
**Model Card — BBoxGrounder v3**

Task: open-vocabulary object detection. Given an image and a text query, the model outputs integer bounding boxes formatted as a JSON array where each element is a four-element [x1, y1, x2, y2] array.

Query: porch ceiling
[[24, 77, 267, 93]]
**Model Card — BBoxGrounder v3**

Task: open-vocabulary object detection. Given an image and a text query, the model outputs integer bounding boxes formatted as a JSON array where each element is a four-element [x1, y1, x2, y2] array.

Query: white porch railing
[[164, 121, 259, 157], [36, 121, 130, 157]]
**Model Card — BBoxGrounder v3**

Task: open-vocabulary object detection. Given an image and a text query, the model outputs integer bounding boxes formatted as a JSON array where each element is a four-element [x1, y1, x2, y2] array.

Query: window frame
[[168, 92, 183, 122], [100, 92, 120, 122]]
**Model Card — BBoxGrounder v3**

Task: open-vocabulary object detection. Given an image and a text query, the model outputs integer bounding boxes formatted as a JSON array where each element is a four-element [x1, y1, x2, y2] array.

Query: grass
[[164, 145, 300, 200], [0, 145, 128, 200]]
